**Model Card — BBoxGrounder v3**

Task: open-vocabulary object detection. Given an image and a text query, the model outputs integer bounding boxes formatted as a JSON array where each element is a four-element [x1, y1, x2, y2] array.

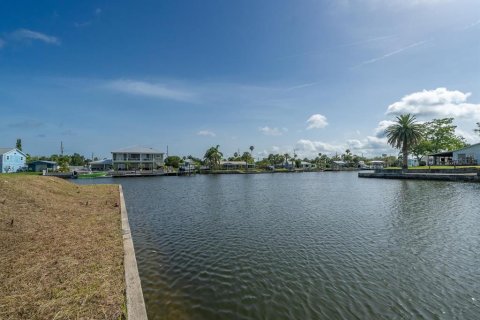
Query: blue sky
[[1, 0, 479, 159]]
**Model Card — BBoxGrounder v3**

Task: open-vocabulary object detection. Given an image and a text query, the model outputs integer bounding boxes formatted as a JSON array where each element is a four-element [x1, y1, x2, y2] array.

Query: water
[[76, 172, 480, 319]]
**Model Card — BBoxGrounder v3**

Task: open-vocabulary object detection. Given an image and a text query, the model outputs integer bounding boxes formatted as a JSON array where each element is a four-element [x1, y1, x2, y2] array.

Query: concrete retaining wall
[[359, 172, 480, 182], [119, 185, 148, 320]]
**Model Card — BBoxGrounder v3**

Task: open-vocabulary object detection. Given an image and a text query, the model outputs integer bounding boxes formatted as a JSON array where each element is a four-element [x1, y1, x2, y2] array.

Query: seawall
[[119, 185, 148, 319]]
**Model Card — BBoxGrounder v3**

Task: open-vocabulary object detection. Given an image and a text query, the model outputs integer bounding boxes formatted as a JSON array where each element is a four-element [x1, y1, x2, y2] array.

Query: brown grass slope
[[0, 175, 125, 319]]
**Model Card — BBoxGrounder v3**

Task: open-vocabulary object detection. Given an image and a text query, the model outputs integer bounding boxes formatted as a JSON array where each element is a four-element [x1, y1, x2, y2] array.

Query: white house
[[299, 161, 316, 169], [111, 146, 164, 171]]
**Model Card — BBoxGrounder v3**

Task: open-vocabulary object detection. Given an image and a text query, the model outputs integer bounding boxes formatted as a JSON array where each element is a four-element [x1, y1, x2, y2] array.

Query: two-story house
[[0, 148, 27, 173], [111, 146, 164, 171]]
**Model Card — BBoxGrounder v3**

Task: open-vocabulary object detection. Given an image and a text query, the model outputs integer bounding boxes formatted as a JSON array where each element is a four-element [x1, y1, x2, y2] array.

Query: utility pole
[[60, 141, 64, 155]]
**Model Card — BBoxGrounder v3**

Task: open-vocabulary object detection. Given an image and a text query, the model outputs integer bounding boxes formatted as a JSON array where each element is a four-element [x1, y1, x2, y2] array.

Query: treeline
[[27, 153, 97, 167], [165, 147, 395, 169]]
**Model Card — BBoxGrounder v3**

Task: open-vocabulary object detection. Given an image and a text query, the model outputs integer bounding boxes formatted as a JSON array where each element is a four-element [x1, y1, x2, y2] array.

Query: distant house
[[220, 161, 255, 170], [370, 160, 385, 169], [111, 146, 164, 171], [299, 161, 316, 170], [0, 148, 27, 173], [28, 160, 58, 172], [90, 159, 113, 171], [332, 160, 347, 170]]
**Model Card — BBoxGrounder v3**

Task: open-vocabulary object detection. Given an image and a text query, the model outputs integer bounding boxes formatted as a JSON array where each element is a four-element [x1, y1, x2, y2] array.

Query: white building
[[111, 146, 164, 171]]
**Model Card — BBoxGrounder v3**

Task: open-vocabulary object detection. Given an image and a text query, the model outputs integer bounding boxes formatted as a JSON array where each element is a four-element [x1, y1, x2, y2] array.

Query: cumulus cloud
[[197, 130, 216, 137], [306, 114, 328, 129], [386, 88, 480, 120], [295, 139, 341, 154], [106, 79, 195, 102], [11, 29, 60, 45], [259, 126, 287, 136], [374, 120, 397, 137]]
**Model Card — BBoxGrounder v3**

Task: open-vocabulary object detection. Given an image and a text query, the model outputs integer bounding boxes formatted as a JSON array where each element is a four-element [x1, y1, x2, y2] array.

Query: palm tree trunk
[[402, 144, 408, 170]]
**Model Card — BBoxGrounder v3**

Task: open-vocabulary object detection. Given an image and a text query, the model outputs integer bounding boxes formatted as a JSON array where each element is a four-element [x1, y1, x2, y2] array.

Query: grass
[[0, 175, 125, 319]]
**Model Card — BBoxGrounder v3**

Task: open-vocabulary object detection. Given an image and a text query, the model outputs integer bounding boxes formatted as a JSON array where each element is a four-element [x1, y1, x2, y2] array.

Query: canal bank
[[359, 168, 480, 182]]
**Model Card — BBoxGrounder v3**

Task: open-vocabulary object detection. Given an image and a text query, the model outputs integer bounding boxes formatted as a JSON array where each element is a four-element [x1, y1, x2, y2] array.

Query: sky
[[1, 0, 479, 160]]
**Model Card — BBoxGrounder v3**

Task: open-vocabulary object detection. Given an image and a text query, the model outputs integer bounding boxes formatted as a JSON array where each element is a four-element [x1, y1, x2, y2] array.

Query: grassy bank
[[0, 175, 125, 319]]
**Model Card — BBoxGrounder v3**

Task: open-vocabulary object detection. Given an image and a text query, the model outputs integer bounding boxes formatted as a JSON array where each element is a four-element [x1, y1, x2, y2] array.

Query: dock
[[359, 169, 480, 182]]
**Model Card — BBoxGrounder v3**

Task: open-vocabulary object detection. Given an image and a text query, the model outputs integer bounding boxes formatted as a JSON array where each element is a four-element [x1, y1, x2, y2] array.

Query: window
[[21, 157, 23, 160], [6, 156, 9, 160]]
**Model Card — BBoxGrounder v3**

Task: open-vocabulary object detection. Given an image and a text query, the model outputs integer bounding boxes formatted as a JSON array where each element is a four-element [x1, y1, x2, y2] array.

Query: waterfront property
[[220, 160, 255, 170], [299, 161, 316, 169], [0, 147, 26, 173], [90, 158, 113, 171], [429, 142, 480, 166], [112, 146, 164, 171], [27, 160, 58, 172]]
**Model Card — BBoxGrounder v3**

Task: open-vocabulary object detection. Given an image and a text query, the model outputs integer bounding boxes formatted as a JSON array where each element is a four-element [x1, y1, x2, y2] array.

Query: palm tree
[[475, 122, 480, 136], [284, 153, 290, 168], [385, 114, 424, 169], [204, 145, 223, 170], [249, 145, 254, 154]]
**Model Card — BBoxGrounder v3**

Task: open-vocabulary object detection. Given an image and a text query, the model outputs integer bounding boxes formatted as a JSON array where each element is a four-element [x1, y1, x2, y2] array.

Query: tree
[[165, 156, 182, 168], [475, 122, 480, 136], [409, 118, 468, 164], [204, 145, 223, 169], [16, 139, 22, 151], [386, 114, 424, 169], [70, 153, 86, 166], [240, 152, 254, 164], [426, 118, 467, 152], [284, 153, 290, 167], [249, 145, 254, 155]]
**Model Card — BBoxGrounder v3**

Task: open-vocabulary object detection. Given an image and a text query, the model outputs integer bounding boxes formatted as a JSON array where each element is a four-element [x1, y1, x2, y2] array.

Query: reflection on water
[[76, 173, 480, 319]]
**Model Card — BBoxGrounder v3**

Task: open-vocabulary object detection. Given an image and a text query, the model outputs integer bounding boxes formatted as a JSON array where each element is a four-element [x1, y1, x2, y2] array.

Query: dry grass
[[0, 175, 125, 320]]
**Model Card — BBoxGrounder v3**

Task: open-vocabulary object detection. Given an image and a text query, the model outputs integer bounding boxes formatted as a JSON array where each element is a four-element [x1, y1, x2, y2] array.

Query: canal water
[[77, 172, 480, 319]]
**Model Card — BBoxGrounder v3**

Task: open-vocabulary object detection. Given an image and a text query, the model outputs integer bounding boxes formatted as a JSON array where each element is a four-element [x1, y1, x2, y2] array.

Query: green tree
[[426, 118, 467, 152], [240, 151, 254, 164], [16, 139, 22, 151], [386, 114, 424, 169], [70, 153, 86, 166], [204, 145, 223, 169], [165, 156, 182, 168], [475, 122, 480, 136]]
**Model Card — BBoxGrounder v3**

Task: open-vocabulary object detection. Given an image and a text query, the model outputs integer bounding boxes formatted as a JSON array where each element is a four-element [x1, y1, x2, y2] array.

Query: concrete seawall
[[119, 185, 148, 320], [359, 171, 480, 182]]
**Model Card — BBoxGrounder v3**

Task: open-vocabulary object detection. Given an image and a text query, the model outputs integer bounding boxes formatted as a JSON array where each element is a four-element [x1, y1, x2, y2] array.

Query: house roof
[[91, 159, 113, 165], [450, 142, 480, 153], [0, 148, 26, 156], [111, 146, 163, 154], [220, 161, 250, 165], [29, 160, 57, 165]]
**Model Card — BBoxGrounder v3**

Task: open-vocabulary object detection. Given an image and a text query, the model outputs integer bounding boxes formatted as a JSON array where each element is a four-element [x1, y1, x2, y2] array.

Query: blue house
[[0, 148, 27, 173]]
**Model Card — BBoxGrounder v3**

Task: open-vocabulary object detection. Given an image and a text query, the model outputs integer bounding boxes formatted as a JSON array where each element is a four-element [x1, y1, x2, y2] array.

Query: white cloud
[[11, 29, 60, 45], [259, 126, 287, 136], [296, 139, 341, 155], [306, 114, 328, 129], [374, 120, 397, 137], [197, 130, 216, 137], [386, 88, 480, 120], [106, 79, 195, 102]]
